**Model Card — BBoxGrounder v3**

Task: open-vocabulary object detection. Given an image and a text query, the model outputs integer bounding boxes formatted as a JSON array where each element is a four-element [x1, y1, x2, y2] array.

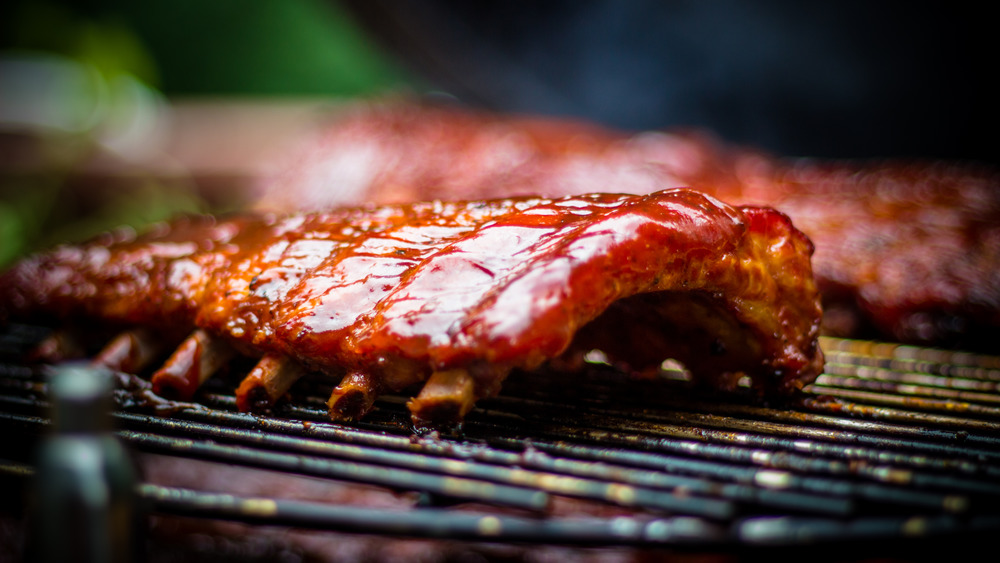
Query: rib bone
[[235, 354, 307, 412], [92, 328, 163, 374], [327, 371, 380, 421], [151, 329, 235, 399], [27, 330, 84, 364], [407, 368, 479, 428]]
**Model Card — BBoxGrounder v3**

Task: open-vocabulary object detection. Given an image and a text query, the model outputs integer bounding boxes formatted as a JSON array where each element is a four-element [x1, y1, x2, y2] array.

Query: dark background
[[2, 0, 997, 164], [344, 0, 997, 164]]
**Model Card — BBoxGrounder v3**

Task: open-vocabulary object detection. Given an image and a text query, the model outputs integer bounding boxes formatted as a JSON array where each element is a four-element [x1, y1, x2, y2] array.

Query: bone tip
[[236, 383, 276, 413], [327, 388, 373, 421], [406, 368, 478, 429], [27, 331, 83, 364], [150, 371, 197, 401], [235, 354, 307, 413], [407, 386, 475, 430], [407, 398, 471, 431]]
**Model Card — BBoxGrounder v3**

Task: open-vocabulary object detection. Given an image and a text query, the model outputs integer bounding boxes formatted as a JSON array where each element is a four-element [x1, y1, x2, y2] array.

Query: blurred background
[[1, 0, 996, 265]]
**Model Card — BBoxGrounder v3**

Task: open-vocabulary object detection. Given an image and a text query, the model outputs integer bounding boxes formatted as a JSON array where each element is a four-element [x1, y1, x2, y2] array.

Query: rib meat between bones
[[1, 189, 823, 426]]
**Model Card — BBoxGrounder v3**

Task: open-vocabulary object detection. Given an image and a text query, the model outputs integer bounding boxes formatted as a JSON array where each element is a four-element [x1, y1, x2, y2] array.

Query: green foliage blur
[[1, 0, 410, 97], [0, 0, 412, 267]]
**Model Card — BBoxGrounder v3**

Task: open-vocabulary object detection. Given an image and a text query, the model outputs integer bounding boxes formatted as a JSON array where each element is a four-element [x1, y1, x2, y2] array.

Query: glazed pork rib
[[260, 102, 1000, 349], [1, 189, 823, 426]]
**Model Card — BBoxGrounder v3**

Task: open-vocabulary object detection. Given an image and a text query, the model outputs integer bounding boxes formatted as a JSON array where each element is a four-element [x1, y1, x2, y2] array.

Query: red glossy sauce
[[1, 189, 823, 407], [259, 102, 1000, 349]]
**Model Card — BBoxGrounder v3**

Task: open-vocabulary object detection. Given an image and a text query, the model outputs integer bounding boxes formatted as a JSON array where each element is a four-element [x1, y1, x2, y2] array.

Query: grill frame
[[2, 324, 1000, 558]]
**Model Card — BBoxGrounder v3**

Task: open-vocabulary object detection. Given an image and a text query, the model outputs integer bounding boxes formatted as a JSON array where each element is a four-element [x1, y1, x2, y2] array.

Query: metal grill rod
[[483, 393, 1000, 468], [113, 410, 736, 519], [140, 483, 724, 545], [332, 393, 983, 513], [798, 395, 1000, 434], [0, 389, 983, 519], [0, 461, 728, 546], [480, 430, 973, 514], [442, 397, 998, 509], [146, 382, 1000, 511], [0, 385, 853, 518], [650, 396, 1000, 450], [819, 337, 1000, 373], [821, 361, 1000, 392], [190, 396, 858, 516], [4, 459, 997, 549], [232, 392, 966, 514], [5, 330, 1000, 549], [804, 384, 1000, 418], [0, 411, 551, 513]]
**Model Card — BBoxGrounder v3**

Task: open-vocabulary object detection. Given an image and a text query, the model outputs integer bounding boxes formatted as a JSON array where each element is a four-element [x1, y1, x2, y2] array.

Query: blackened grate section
[[1, 324, 999, 552]]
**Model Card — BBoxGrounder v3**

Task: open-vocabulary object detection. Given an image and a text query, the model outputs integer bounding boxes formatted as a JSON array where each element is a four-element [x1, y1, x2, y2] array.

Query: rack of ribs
[[1, 189, 823, 427], [258, 101, 1000, 349]]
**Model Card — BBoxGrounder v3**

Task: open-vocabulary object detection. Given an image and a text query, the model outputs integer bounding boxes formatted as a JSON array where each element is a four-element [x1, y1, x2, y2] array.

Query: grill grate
[[2, 324, 1000, 555]]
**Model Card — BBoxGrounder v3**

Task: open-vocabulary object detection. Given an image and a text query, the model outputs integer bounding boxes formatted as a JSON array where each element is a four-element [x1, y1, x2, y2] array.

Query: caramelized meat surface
[[259, 102, 1000, 348], [1, 189, 822, 426]]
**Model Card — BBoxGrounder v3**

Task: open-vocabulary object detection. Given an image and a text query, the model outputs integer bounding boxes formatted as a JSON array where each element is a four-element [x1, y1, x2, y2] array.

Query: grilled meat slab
[[1, 189, 822, 426], [259, 102, 1000, 348]]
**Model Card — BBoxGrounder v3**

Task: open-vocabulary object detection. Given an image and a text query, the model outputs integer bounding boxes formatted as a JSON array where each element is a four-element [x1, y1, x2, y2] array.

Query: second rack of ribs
[[0, 189, 823, 427]]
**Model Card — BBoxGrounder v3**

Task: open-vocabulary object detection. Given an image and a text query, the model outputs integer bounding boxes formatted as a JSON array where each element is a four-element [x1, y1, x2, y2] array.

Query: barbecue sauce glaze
[[1, 189, 823, 424]]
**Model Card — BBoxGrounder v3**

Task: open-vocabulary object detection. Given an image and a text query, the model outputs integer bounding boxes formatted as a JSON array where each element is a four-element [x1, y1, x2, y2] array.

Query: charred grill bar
[[2, 324, 1000, 557]]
